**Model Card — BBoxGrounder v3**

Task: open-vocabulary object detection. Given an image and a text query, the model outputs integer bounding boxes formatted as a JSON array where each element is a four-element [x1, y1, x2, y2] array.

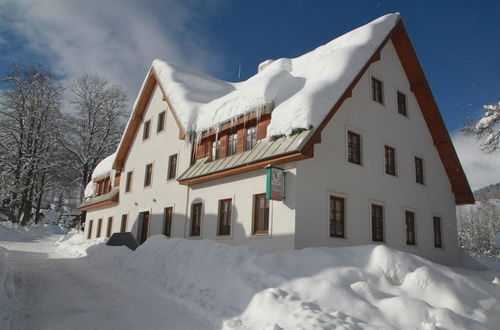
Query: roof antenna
[[238, 63, 241, 79]]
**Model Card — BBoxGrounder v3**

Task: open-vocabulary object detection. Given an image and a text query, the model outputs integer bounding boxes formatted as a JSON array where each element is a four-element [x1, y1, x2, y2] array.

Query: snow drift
[[60, 234, 500, 329]]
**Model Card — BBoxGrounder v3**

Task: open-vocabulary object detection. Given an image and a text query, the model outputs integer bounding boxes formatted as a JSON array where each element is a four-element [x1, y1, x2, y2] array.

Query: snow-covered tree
[[0, 64, 64, 225], [457, 201, 500, 257], [463, 101, 500, 153], [59, 75, 128, 201]]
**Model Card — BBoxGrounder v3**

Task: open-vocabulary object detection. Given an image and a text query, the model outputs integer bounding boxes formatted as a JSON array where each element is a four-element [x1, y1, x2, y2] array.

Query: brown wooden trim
[[179, 151, 309, 186]]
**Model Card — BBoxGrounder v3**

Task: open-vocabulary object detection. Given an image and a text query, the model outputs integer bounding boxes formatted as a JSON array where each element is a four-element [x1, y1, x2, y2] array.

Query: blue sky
[[0, 0, 499, 187]]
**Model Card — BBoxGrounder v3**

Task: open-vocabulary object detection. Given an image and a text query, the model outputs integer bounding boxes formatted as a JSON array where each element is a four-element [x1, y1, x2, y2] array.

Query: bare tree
[[59, 75, 128, 201], [0, 64, 64, 225], [463, 101, 500, 153]]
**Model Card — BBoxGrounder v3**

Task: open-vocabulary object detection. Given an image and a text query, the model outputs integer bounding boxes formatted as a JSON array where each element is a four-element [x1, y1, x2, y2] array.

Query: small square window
[[371, 77, 384, 104]]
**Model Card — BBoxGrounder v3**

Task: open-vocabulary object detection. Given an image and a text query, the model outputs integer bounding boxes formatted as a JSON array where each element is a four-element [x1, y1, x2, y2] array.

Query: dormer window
[[245, 126, 257, 151], [227, 132, 238, 156], [212, 139, 221, 160]]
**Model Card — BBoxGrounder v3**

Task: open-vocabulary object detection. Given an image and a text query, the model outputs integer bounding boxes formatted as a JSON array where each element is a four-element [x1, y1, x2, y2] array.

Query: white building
[[78, 13, 474, 266]]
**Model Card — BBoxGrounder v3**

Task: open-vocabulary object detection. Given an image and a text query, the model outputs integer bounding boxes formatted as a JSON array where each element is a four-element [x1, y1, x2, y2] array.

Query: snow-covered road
[[1, 232, 213, 330]]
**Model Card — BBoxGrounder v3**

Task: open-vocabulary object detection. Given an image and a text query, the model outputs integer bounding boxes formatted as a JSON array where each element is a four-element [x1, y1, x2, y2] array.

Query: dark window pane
[[405, 211, 415, 245], [371, 205, 384, 242], [433, 216, 442, 248], [330, 196, 345, 238], [253, 194, 269, 234], [164, 207, 173, 237], [415, 157, 424, 184], [143, 120, 151, 140], [168, 154, 177, 180], [218, 199, 232, 236], [348, 131, 361, 164], [157, 111, 166, 132], [190, 203, 202, 236], [397, 92, 407, 116], [120, 214, 128, 233], [372, 78, 384, 104], [385, 146, 396, 176]]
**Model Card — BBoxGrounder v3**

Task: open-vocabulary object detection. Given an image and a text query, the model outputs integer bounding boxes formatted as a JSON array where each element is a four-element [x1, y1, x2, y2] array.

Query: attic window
[[397, 92, 407, 116], [143, 120, 151, 140], [227, 133, 238, 156], [245, 126, 257, 151], [157, 111, 166, 132], [371, 77, 384, 104]]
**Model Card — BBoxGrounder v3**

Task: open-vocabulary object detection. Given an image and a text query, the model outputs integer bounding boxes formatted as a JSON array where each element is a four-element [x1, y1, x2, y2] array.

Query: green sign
[[266, 166, 285, 200]]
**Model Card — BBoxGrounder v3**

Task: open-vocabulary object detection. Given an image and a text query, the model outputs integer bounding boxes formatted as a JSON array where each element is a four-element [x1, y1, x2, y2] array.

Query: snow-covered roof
[[136, 13, 400, 138], [91, 152, 116, 180]]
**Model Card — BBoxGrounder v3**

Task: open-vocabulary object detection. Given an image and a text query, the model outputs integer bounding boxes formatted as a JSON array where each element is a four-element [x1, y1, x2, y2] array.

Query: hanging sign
[[266, 166, 285, 201]]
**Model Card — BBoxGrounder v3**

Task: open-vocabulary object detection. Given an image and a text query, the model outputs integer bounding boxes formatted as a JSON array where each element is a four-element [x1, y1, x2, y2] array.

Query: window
[[371, 204, 384, 242], [157, 111, 166, 132], [347, 131, 361, 165], [96, 218, 103, 238], [253, 194, 269, 235], [87, 220, 93, 239], [415, 157, 424, 184], [163, 207, 173, 237], [329, 196, 345, 238], [143, 120, 151, 140], [144, 163, 153, 187], [405, 211, 416, 245], [371, 77, 384, 104], [106, 217, 113, 238], [397, 91, 407, 116], [167, 154, 177, 180], [120, 214, 128, 233], [212, 139, 221, 160], [245, 126, 257, 151], [218, 199, 232, 236], [125, 171, 133, 192], [433, 216, 442, 248], [384, 145, 396, 176], [190, 203, 202, 237], [227, 133, 238, 156]]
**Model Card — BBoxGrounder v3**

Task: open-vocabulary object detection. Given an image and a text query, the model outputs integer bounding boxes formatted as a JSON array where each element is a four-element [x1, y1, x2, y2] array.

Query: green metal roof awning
[[178, 130, 312, 182]]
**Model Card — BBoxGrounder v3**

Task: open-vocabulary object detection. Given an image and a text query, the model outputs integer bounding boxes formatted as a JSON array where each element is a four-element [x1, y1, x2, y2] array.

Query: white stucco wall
[[187, 164, 297, 253], [294, 40, 459, 265]]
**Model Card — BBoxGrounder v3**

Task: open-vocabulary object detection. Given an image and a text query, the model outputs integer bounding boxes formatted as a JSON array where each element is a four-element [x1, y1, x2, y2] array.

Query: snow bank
[[91, 152, 116, 180], [56, 230, 106, 257], [125, 14, 400, 140], [82, 236, 500, 329]]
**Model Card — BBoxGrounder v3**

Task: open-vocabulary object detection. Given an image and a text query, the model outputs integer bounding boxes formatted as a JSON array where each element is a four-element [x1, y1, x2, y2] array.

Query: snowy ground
[[1, 222, 500, 330], [0, 224, 212, 330]]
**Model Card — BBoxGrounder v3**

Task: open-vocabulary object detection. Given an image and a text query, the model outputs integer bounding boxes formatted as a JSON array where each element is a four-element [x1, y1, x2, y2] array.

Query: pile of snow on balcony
[[63, 235, 500, 329], [133, 13, 400, 139]]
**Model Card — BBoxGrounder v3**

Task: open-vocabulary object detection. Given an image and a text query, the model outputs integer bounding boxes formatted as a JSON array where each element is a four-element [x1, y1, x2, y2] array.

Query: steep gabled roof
[[112, 13, 474, 204]]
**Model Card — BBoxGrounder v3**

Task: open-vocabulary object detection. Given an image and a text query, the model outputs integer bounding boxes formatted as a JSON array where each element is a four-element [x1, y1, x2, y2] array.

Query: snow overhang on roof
[[92, 152, 116, 181]]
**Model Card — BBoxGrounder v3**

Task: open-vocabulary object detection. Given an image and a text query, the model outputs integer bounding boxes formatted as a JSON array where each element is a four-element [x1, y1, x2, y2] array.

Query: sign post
[[266, 165, 285, 201]]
